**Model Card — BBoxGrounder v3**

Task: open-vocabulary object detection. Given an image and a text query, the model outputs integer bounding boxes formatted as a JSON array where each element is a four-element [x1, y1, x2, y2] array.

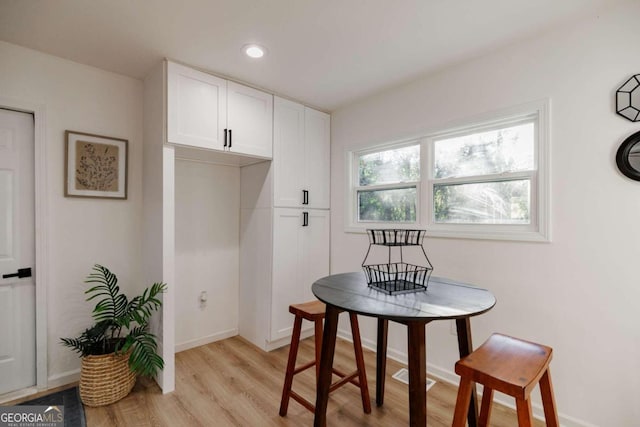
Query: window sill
[[344, 223, 423, 234], [427, 227, 550, 242], [345, 224, 550, 242]]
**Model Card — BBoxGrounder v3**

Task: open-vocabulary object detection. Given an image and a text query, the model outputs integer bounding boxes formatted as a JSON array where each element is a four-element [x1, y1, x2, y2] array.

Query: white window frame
[[346, 140, 422, 232], [426, 102, 550, 241], [346, 99, 550, 242]]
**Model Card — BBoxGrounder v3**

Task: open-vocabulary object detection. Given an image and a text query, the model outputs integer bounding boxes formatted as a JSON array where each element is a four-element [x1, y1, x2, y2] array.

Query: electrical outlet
[[199, 291, 208, 307]]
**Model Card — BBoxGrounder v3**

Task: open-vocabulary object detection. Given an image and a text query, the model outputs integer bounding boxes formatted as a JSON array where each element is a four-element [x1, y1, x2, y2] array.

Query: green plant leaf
[[60, 265, 166, 376], [126, 326, 164, 377]]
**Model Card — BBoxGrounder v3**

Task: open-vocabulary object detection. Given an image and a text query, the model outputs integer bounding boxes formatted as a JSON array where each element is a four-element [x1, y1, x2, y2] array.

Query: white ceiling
[[0, 0, 624, 111]]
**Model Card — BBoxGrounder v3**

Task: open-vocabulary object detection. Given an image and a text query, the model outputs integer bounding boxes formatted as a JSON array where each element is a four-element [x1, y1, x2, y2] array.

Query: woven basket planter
[[79, 351, 136, 407]]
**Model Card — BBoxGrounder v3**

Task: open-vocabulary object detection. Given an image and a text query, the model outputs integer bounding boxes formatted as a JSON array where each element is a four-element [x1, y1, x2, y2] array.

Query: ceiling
[[0, 0, 624, 111]]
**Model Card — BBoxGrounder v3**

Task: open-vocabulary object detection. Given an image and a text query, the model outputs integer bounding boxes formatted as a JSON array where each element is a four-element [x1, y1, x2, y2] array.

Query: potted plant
[[61, 264, 167, 407]]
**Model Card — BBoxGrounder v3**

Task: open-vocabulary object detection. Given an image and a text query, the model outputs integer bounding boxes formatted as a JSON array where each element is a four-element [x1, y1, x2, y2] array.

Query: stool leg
[[456, 318, 479, 427], [479, 386, 494, 427], [314, 318, 323, 381], [539, 369, 559, 427], [452, 378, 474, 427], [515, 397, 533, 427], [279, 315, 303, 416], [349, 313, 371, 414]]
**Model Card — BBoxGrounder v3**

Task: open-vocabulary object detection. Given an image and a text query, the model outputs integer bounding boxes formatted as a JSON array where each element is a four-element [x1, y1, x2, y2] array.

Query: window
[[430, 120, 535, 225], [355, 144, 420, 223], [347, 100, 550, 241]]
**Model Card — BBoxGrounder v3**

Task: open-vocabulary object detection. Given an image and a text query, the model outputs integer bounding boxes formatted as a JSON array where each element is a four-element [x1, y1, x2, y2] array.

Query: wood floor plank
[[79, 336, 541, 426]]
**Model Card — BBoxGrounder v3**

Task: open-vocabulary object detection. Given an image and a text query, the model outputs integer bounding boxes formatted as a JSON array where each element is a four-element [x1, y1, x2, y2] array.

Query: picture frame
[[65, 130, 128, 199]]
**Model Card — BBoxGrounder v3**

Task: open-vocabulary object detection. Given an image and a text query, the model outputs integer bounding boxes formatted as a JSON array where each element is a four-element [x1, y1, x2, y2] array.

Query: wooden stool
[[452, 333, 559, 427], [279, 300, 371, 416]]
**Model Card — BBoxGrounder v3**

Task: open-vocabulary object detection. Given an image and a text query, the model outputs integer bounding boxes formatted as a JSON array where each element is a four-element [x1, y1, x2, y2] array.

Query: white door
[[273, 97, 305, 208], [227, 81, 273, 159], [304, 107, 331, 209], [0, 109, 36, 395], [167, 61, 227, 150]]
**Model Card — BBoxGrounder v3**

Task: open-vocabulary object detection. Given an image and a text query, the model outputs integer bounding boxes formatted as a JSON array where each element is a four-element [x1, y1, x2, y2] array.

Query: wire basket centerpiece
[[362, 229, 433, 295]]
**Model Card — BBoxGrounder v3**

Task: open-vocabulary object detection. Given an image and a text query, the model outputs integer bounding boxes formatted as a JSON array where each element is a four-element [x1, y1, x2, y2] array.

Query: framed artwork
[[65, 130, 128, 199]]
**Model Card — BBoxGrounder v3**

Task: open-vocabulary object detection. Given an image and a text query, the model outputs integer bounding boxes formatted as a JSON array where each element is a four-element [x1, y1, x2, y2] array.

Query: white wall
[[0, 41, 144, 385], [174, 159, 239, 351], [330, 2, 640, 426]]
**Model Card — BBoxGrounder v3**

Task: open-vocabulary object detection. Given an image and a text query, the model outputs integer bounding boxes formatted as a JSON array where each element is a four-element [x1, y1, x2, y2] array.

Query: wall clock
[[616, 130, 640, 181]]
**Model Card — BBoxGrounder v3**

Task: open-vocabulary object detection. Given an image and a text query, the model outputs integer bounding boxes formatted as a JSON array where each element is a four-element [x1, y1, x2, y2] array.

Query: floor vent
[[392, 368, 436, 391]]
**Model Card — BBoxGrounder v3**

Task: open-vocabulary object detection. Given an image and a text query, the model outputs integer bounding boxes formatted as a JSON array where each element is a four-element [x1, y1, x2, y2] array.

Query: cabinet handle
[[302, 190, 309, 205], [303, 212, 309, 227], [224, 129, 228, 148], [229, 129, 232, 148]]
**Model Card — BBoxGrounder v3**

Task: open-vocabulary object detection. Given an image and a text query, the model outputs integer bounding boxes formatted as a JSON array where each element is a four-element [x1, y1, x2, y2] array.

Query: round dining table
[[311, 271, 496, 427]]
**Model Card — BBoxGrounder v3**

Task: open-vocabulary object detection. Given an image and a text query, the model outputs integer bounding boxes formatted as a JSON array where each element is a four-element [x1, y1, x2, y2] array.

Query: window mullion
[[430, 170, 534, 186], [356, 181, 419, 192]]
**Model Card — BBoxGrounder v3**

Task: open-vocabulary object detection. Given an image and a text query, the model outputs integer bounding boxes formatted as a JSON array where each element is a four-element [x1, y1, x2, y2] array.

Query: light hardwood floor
[[23, 336, 544, 426]]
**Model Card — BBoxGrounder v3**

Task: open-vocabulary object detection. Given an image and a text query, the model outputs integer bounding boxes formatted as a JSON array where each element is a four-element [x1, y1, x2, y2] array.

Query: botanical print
[[75, 141, 119, 191]]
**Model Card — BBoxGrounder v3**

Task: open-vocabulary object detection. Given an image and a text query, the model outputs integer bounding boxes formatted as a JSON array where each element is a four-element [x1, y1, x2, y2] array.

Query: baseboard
[[264, 327, 315, 352], [0, 368, 84, 403], [0, 369, 80, 405], [47, 369, 80, 389], [175, 328, 238, 353], [0, 387, 39, 405]]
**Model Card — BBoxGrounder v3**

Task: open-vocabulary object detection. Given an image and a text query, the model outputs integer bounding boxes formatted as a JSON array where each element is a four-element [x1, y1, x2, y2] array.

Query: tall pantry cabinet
[[240, 96, 331, 351]]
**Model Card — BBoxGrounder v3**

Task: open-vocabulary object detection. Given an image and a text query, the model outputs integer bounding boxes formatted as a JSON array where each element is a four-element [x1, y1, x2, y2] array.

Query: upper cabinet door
[[273, 97, 305, 208], [304, 107, 330, 209], [167, 61, 227, 150], [227, 81, 273, 159]]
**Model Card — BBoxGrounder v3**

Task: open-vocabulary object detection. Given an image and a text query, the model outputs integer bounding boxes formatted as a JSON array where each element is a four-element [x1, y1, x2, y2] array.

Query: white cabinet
[[227, 81, 273, 158], [270, 208, 330, 341], [167, 61, 273, 159], [239, 165, 331, 350], [304, 107, 331, 209], [167, 61, 226, 150], [273, 99, 305, 207], [145, 60, 328, 392], [273, 97, 330, 209]]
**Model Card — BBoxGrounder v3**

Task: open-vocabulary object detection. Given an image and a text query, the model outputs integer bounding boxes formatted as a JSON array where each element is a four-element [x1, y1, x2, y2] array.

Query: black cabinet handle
[[2, 267, 32, 279], [229, 129, 232, 148], [303, 212, 309, 227], [302, 190, 309, 205], [224, 129, 228, 148]]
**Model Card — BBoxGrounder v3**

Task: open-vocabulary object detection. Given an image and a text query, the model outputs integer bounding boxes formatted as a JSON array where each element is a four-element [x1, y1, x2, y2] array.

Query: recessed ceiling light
[[243, 44, 266, 59]]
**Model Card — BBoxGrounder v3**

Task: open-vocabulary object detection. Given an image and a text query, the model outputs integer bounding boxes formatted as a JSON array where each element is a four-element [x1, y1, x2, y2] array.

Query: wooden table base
[[406, 320, 428, 426], [313, 304, 340, 427], [372, 317, 480, 427]]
